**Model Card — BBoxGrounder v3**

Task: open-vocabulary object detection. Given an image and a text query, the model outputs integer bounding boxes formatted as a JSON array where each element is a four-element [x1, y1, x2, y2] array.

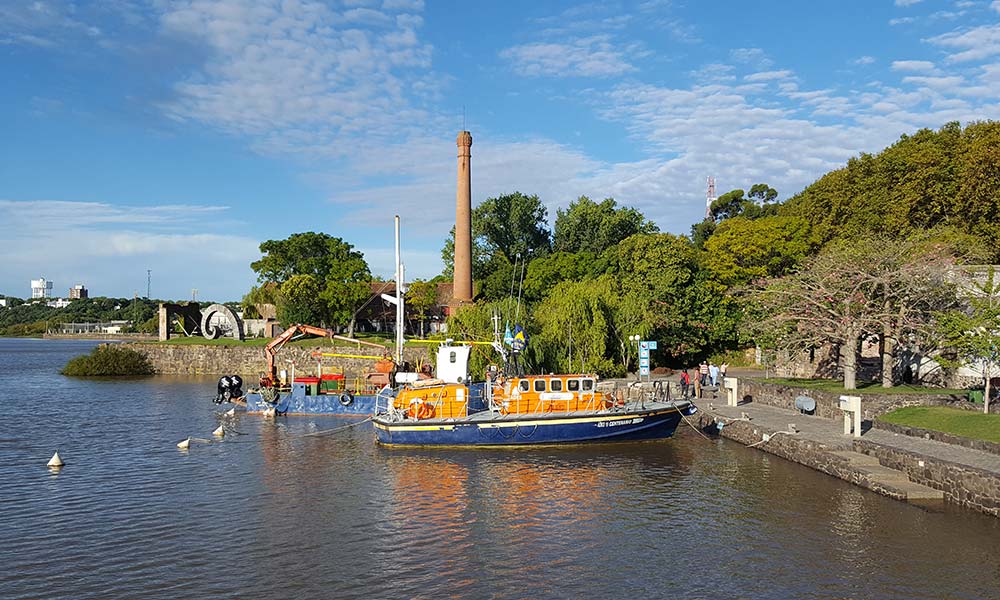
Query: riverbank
[[690, 378, 1000, 517]]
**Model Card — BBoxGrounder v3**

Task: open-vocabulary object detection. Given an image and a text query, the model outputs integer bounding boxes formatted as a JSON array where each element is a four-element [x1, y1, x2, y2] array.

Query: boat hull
[[244, 382, 378, 416], [373, 403, 693, 446]]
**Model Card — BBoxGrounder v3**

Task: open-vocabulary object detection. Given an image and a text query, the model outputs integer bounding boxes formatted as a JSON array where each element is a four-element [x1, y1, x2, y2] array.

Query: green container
[[969, 389, 984, 404], [321, 375, 344, 392]]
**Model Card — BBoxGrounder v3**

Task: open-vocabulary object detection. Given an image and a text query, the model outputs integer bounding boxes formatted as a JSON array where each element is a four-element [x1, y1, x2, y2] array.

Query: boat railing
[[374, 385, 402, 420]]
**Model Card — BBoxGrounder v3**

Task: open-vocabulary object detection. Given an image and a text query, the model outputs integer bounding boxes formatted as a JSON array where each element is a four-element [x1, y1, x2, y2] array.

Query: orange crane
[[263, 324, 390, 383]]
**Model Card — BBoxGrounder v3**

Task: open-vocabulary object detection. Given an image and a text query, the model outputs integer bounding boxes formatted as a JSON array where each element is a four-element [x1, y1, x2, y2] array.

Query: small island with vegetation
[[61, 344, 155, 377]]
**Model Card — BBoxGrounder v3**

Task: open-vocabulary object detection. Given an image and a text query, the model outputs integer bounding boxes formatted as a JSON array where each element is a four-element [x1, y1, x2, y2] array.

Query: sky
[[2, 0, 1000, 302]]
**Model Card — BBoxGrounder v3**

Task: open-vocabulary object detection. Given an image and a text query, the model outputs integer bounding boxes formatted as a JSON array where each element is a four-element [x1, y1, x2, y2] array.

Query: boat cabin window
[[534, 379, 546, 392], [519, 380, 530, 392], [567, 379, 579, 392], [582, 378, 594, 391], [550, 379, 562, 392], [449, 351, 457, 363]]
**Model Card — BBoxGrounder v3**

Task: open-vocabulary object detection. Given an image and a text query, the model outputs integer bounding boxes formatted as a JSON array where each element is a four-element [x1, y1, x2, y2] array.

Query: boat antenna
[[507, 253, 520, 325], [514, 252, 527, 325], [394, 215, 404, 364]]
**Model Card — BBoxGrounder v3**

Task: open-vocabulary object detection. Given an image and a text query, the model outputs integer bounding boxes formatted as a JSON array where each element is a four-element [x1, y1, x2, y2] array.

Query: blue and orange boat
[[371, 340, 696, 447]]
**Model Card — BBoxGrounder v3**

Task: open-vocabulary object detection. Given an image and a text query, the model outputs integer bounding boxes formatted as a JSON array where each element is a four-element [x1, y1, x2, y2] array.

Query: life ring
[[417, 402, 435, 420], [339, 393, 354, 406], [408, 400, 435, 420]]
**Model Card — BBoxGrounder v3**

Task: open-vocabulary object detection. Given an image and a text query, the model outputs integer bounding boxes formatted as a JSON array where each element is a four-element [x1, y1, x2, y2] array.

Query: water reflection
[[2, 339, 1000, 600]]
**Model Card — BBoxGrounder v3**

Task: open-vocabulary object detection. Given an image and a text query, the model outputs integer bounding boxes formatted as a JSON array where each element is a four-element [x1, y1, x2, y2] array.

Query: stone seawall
[[123, 342, 431, 380], [690, 412, 911, 502], [854, 439, 1000, 516], [694, 399, 1000, 517], [874, 420, 1000, 457]]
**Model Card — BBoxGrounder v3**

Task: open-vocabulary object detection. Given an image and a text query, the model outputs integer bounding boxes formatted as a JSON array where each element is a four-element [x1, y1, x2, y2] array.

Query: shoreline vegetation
[[61, 345, 155, 377]]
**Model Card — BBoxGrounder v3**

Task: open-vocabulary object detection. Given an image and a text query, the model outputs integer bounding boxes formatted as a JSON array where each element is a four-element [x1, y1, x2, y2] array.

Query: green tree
[[252, 232, 368, 284], [522, 251, 601, 302], [702, 216, 814, 288], [553, 196, 658, 254], [476, 192, 551, 263], [440, 192, 551, 278], [406, 279, 439, 338], [251, 232, 371, 331], [241, 283, 281, 319], [533, 277, 621, 376], [936, 266, 1000, 413], [278, 274, 325, 326]]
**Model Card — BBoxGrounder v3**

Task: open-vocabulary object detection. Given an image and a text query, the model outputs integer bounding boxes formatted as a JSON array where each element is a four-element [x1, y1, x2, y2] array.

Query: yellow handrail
[[312, 352, 387, 360], [407, 339, 494, 345]]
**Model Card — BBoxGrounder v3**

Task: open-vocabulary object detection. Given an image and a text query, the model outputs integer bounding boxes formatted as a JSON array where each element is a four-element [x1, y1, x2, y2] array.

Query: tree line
[[243, 120, 1000, 401]]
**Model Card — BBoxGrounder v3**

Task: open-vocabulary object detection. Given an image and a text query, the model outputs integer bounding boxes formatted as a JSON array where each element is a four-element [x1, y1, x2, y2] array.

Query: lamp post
[[629, 334, 641, 380]]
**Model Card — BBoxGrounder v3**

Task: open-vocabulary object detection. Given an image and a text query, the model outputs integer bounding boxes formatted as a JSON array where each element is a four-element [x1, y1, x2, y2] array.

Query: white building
[[31, 278, 53, 299]]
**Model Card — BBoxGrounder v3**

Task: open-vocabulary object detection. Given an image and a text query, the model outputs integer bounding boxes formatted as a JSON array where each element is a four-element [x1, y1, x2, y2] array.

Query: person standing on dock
[[698, 361, 709, 386], [679, 369, 690, 398], [709, 363, 719, 387], [720, 362, 728, 381]]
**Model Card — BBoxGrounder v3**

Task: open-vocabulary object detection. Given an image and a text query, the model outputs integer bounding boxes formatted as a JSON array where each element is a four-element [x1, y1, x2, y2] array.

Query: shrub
[[61, 344, 155, 377]]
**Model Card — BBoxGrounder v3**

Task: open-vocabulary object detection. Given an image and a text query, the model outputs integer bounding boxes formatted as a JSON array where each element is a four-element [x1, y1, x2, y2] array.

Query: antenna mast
[[706, 176, 717, 221]]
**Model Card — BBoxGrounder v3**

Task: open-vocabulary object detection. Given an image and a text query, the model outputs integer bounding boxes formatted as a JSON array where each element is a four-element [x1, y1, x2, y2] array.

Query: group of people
[[677, 361, 728, 399]]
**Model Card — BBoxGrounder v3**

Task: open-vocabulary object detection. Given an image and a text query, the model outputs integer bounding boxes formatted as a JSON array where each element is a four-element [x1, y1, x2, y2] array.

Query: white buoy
[[225, 408, 236, 417], [212, 425, 225, 437], [177, 437, 191, 449], [47, 451, 64, 468]]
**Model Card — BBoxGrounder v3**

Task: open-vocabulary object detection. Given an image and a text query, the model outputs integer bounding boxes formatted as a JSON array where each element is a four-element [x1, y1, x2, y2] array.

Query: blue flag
[[512, 325, 528, 351]]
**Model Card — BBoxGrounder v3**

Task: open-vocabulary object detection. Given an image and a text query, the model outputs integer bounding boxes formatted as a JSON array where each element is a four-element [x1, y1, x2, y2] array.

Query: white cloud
[[501, 35, 638, 78], [928, 23, 1000, 63], [895, 0, 923, 6], [729, 47, 773, 68], [745, 70, 794, 82], [0, 200, 258, 300], [993, 1, 1000, 14], [891, 60, 939, 72], [855, 55, 876, 65], [160, 0, 439, 149]]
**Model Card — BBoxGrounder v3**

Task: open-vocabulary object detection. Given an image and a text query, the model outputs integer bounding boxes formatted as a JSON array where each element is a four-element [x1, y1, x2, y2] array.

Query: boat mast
[[394, 215, 404, 365]]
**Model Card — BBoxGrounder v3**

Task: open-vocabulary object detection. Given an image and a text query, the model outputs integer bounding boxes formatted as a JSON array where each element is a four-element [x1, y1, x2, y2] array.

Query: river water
[[1, 338, 997, 599]]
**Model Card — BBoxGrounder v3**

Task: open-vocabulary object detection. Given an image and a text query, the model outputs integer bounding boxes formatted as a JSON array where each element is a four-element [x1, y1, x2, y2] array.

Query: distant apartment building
[[69, 284, 88, 299], [31, 278, 53, 299], [46, 298, 72, 309]]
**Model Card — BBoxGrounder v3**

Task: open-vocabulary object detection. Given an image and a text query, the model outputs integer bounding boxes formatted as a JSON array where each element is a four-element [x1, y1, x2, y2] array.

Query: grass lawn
[[761, 378, 966, 396], [879, 406, 1000, 444]]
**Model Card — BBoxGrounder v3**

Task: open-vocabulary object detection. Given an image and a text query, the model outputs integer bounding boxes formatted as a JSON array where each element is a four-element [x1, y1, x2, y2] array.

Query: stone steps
[[831, 451, 944, 502]]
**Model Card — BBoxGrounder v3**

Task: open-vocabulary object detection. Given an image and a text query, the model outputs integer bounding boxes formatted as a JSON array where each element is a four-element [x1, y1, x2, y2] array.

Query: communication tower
[[706, 176, 717, 220]]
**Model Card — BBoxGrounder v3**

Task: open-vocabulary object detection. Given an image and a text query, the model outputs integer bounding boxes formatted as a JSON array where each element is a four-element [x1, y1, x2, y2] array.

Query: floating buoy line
[[175, 413, 373, 450]]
